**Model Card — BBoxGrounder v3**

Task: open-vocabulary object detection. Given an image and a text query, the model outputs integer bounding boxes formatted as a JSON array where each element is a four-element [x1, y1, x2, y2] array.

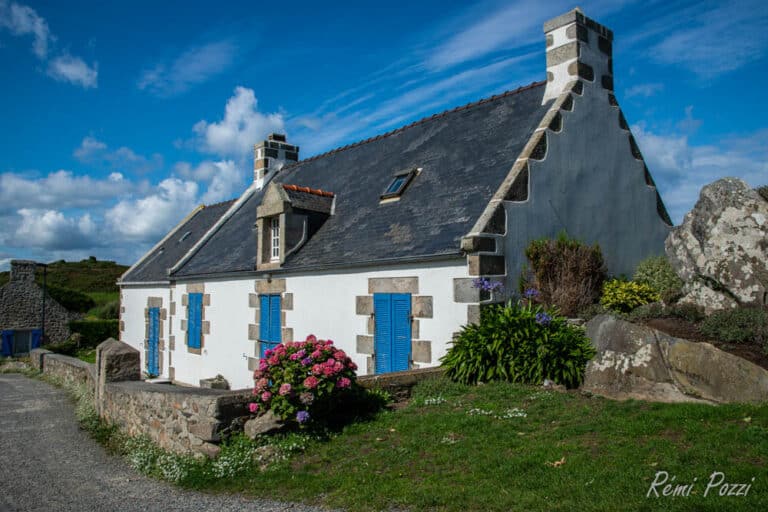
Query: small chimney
[[253, 133, 299, 189], [542, 8, 613, 104], [10, 260, 37, 283]]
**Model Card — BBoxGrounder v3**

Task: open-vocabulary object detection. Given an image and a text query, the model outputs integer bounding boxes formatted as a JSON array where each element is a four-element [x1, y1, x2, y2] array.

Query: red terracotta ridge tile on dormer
[[283, 184, 335, 197]]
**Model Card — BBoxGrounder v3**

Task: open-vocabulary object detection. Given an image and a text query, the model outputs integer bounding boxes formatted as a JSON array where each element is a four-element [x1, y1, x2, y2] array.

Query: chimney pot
[[254, 134, 299, 189], [10, 260, 37, 282]]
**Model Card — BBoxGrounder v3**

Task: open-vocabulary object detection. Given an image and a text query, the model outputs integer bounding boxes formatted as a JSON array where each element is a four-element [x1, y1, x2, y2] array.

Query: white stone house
[[119, 9, 672, 390]]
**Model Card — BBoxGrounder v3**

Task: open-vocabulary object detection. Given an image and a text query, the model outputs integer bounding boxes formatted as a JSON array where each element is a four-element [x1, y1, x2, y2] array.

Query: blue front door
[[148, 307, 160, 375], [374, 293, 411, 374], [259, 294, 282, 358]]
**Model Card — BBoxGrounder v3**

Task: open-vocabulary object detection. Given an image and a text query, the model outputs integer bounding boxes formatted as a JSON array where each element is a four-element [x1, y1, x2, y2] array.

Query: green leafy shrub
[[700, 307, 768, 345], [522, 233, 606, 317], [633, 256, 684, 302], [627, 301, 706, 324], [47, 285, 95, 313], [90, 299, 120, 319], [68, 319, 119, 347], [626, 302, 665, 321], [441, 299, 596, 388], [667, 303, 706, 323], [600, 279, 660, 313]]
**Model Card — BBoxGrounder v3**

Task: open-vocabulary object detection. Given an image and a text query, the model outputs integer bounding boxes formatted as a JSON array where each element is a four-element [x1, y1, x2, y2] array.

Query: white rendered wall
[[120, 286, 171, 378], [132, 259, 470, 390], [170, 278, 254, 390], [284, 259, 470, 376]]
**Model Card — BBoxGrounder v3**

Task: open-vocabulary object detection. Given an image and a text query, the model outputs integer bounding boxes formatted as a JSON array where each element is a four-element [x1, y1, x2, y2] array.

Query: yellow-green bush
[[633, 256, 684, 302], [600, 279, 660, 313]]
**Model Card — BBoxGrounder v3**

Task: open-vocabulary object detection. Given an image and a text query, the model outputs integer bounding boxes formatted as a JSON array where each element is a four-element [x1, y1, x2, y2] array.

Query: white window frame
[[270, 217, 280, 261]]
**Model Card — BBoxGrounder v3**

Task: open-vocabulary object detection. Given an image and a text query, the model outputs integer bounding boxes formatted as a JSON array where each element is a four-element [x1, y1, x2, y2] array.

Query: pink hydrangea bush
[[249, 335, 359, 425]]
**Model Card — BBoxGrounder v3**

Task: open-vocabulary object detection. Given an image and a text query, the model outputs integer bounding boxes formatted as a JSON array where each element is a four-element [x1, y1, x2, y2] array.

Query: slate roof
[[120, 199, 236, 282], [283, 184, 335, 214], [173, 81, 551, 278]]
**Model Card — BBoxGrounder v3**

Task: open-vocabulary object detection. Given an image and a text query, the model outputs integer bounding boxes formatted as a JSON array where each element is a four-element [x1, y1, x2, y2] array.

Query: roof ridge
[[282, 183, 335, 197], [204, 198, 237, 209], [283, 80, 546, 169]]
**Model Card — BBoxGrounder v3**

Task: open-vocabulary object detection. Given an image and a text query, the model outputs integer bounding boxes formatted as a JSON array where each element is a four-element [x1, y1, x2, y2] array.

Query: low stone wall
[[30, 339, 252, 457], [29, 348, 51, 371], [37, 351, 95, 389], [30, 339, 441, 457], [100, 381, 251, 457], [358, 366, 445, 401]]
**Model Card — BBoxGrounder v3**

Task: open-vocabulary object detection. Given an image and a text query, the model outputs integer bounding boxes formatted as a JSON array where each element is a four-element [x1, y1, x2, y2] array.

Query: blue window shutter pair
[[31, 329, 42, 350], [1, 330, 12, 357], [148, 307, 160, 375], [188, 293, 202, 349], [374, 293, 411, 374], [259, 294, 282, 358]]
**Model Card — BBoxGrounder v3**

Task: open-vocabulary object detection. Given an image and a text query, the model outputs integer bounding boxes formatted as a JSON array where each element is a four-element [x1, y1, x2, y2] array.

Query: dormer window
[[270, 217, 280, 261], [381, 168, 418, 201]]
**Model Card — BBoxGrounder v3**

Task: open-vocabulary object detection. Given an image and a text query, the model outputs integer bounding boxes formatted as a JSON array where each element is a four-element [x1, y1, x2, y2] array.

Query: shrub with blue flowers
[[441, 291, 595, 388]]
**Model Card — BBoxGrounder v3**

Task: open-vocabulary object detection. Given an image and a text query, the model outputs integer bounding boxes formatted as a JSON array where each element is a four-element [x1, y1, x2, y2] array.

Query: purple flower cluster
[[523, 288, 540, 299], [472, 277, 504, 293], [296, 410, 311, 423], [535, 312, 552, 325]]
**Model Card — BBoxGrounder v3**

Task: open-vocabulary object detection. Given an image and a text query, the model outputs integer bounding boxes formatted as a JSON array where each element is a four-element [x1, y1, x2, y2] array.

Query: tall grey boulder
[[665, 177, 768, 313]]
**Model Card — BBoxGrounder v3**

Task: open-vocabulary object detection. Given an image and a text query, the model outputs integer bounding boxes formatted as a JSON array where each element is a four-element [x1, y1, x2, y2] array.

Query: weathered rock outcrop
[[665, 177, 768, 313], [584, 315, 768, 403]]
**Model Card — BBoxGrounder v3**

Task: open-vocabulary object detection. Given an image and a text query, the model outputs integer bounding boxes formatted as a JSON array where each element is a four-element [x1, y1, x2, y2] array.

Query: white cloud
[[47, 53, 98, 88], [0, 1, 98, 88], [425, 0, 563, 71], [13, 209, 98, 250], [293, 55, 538, 154], [74, 136, 163, 174], [634, 123, 768, 224], [105, 178, 199, 241], [0, 0, 50, 58], [175, 159, 242, 204], [0, 169, 129, 212], [193, 86, 285, 159], [624, 83, 664, 98], [138, 40, 236, 97], [631, 0, 768, 78]]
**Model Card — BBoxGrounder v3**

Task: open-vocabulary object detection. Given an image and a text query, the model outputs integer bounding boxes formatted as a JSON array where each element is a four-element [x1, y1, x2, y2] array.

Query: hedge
[[68, 319, 119, 348]]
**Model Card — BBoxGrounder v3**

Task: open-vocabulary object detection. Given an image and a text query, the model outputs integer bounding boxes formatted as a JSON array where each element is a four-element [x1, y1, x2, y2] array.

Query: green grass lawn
[[208, 378, 767, 511]]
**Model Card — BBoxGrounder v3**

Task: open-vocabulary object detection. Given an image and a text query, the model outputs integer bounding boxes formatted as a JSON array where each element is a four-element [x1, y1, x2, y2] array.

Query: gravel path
[[0, 373, 334, 512]]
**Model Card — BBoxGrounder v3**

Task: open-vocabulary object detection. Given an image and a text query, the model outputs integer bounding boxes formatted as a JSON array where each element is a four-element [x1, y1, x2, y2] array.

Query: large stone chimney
[[10, 260, 36, 282], [542, 8, 613, 104], [253, 133, 299, 190]]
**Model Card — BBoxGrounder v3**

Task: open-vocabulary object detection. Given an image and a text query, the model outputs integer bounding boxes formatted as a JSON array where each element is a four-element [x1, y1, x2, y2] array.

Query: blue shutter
[[374, 294, 392, 374], [31, 329, 43, 350], [259, 295, 270, 344], [1, 330, 12, 357], [148, 307, 160, 375], [392, 294, 412, 372], [188, 293, 202, 349], [270, 295, 282, 342], [259, 294, 281, 357]]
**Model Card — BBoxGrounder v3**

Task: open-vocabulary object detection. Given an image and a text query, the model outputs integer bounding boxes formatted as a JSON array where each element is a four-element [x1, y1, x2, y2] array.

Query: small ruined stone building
[[119, 8, 672, 389], [0, 260, 71, 356]]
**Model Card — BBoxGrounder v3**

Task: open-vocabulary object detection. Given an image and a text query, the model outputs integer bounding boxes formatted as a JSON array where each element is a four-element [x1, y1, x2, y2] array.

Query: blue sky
[[1, 0, 766, 269]]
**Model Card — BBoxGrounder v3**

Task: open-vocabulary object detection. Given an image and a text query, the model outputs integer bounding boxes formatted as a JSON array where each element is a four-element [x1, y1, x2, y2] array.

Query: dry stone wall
[[32, 340, 252, 457]]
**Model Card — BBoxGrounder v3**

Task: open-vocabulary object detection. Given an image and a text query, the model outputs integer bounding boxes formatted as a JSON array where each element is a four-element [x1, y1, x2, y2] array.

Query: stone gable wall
[[0, 280, 72, 344]]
